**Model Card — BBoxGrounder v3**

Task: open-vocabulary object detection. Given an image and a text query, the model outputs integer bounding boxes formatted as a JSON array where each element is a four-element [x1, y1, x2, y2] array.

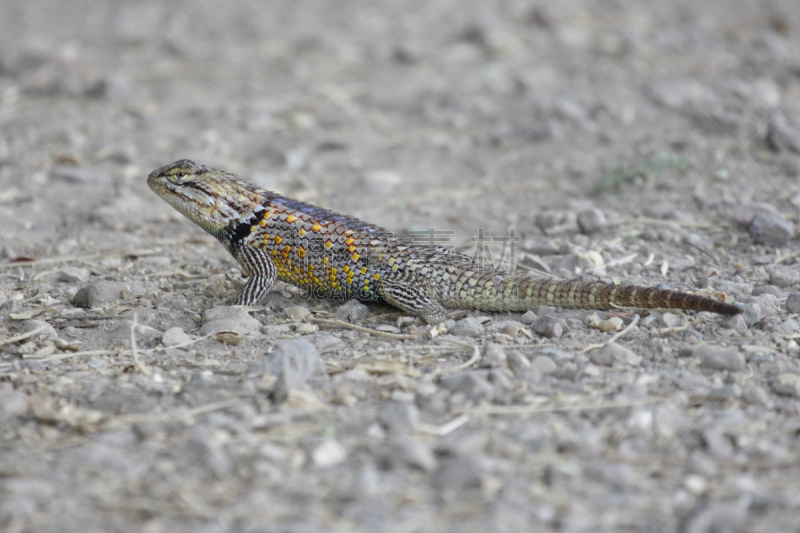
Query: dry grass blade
[[0, 324, 49, 345], [577, 314, 641, 355], [455, 397, 663, 416], [309, 317, 418, 340]]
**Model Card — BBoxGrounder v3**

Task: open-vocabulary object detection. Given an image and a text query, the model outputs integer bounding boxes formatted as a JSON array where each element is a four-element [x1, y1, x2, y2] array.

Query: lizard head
[[147, 159, 266, 236]]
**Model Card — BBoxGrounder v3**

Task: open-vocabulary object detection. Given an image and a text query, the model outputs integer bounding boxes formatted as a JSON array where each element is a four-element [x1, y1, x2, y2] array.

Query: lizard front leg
[[377, 273, 451, 324], [234, 245, 277, 305]]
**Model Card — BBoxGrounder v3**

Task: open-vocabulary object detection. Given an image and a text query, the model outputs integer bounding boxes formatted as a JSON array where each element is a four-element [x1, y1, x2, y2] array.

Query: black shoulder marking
[[222, 209, 268, 251]]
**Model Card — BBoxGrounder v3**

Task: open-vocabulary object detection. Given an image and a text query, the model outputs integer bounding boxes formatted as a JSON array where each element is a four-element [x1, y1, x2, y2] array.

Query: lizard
[[147, 159, 742, 324]]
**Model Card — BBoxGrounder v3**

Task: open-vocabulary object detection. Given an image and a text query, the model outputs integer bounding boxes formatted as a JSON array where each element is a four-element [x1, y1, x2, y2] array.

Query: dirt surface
[[2, 0, 800, 531]]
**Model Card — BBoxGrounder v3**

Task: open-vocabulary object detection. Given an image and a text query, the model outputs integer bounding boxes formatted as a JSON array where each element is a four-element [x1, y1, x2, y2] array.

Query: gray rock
[[701, 429, 735, 459], [19, 319, 57, 341], [415, 393, 447, 414], [669, 255, 696, 272], [154, 294, 189, 311], [778, 318, 800, 334], [440, 371, 494, 401], [786, 293, 800, 314], [749, 212, 794, 247], [161, 327, 192, 347], [506, 350, 530, 375], [57, 267, 90, 283], [246, 339, 325, 381], [520, 310, 538, 324], [530, 355, 557, 375], [180, 428, 232, 477], [380, 438, 436, 472], [202, 306, 252, 323], [0, 390, 28, 425], [533, 315, 563, 339], [537, 348, 575, 361], [772, 373, 800, 397], [379, 402, 420, 433], [284, 305, 310, 321], [742, 385, 771, 406], [260, 324, 294, 336], [720, 314, 747, 334], [310, 440, 347, 468], [767, 112, 800, 153], [694, 345, 746, 371], [109, 319, 161, 347], [450, 316, 485, 338], [487, 369, 513, 392], [71, 281, 124, 308], [480, 343, 506, 368], [522, 237, 560, 256], [659, 312, 683, 328], [433, 457, 483, 496], [752, 285, 782, 297], [307, 333, 347, 354], [199, 316, 261, 336], [770, 267, 800, 288], [519, 253, 552, 273], [332, 369, 371, 385], [591, 342, 641, 366], [577, 208, 607, 234], [739, 303, 762, 327], [334, 300, 369, 322], [200, 306, 261, 336]]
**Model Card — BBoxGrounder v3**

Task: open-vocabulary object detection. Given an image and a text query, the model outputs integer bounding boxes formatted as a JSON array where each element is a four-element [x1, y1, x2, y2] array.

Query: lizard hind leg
[[377, 274, 450, 324], [234, 246, 278, 305]]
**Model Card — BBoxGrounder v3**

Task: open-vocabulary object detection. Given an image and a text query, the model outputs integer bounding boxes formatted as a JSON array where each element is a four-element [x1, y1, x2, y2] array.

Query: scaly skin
[[147, 160, 742, 323]]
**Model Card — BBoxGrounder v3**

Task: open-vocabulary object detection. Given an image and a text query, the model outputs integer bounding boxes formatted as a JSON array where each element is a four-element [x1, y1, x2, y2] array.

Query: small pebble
[[19, 319, 57, 341], [200, 306, 261, 336], [739, 303, 762, 327], [530, 355, 557, 375], [772, 373, 800, 397], [770, 267, 800, 288], [720, 314, 747, 333], [71, 281, 124, 308], [284, 305, 310, 321], [161, 327, 192, 347], [379, 402, 419, 433], [585, 313, 623, 332], [506, 350, 531, 375], [480, 342, 507, 368], [591, 342, 641, 366], [432, 457, 483, 496], [294, 323, 318, 334], [576, 208, 607, 234], [694, 345, 746, 371], [749, 212, 794, 247], [57, 267, 90, 283], [381, 439, 436, 472], [440, 371, 494, 401], [450, 316, 485, 338], [246, 339, 325, 382], [533, 315, 563, 339], [786, 293, 800, 314], [311, 440, 347, 468], [659, 313, 683, 328], [334, 300, 369, 322], [520, 310, 538, 324]]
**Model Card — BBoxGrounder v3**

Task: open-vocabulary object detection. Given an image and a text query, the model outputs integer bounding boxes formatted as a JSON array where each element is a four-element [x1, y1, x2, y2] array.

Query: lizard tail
[[460, 275, 741, 316]]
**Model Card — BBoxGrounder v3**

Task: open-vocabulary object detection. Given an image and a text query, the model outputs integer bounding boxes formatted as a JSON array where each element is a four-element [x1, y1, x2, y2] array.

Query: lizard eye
[[168, 171, 189, 184]]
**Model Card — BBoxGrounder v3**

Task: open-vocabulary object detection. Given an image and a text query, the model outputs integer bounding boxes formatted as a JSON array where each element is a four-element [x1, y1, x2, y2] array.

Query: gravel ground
[[2, 1, 800, 531]]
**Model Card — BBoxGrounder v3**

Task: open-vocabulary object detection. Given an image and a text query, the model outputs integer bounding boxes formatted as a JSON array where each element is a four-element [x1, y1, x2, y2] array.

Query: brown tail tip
[[711, 301, 743, 315]]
